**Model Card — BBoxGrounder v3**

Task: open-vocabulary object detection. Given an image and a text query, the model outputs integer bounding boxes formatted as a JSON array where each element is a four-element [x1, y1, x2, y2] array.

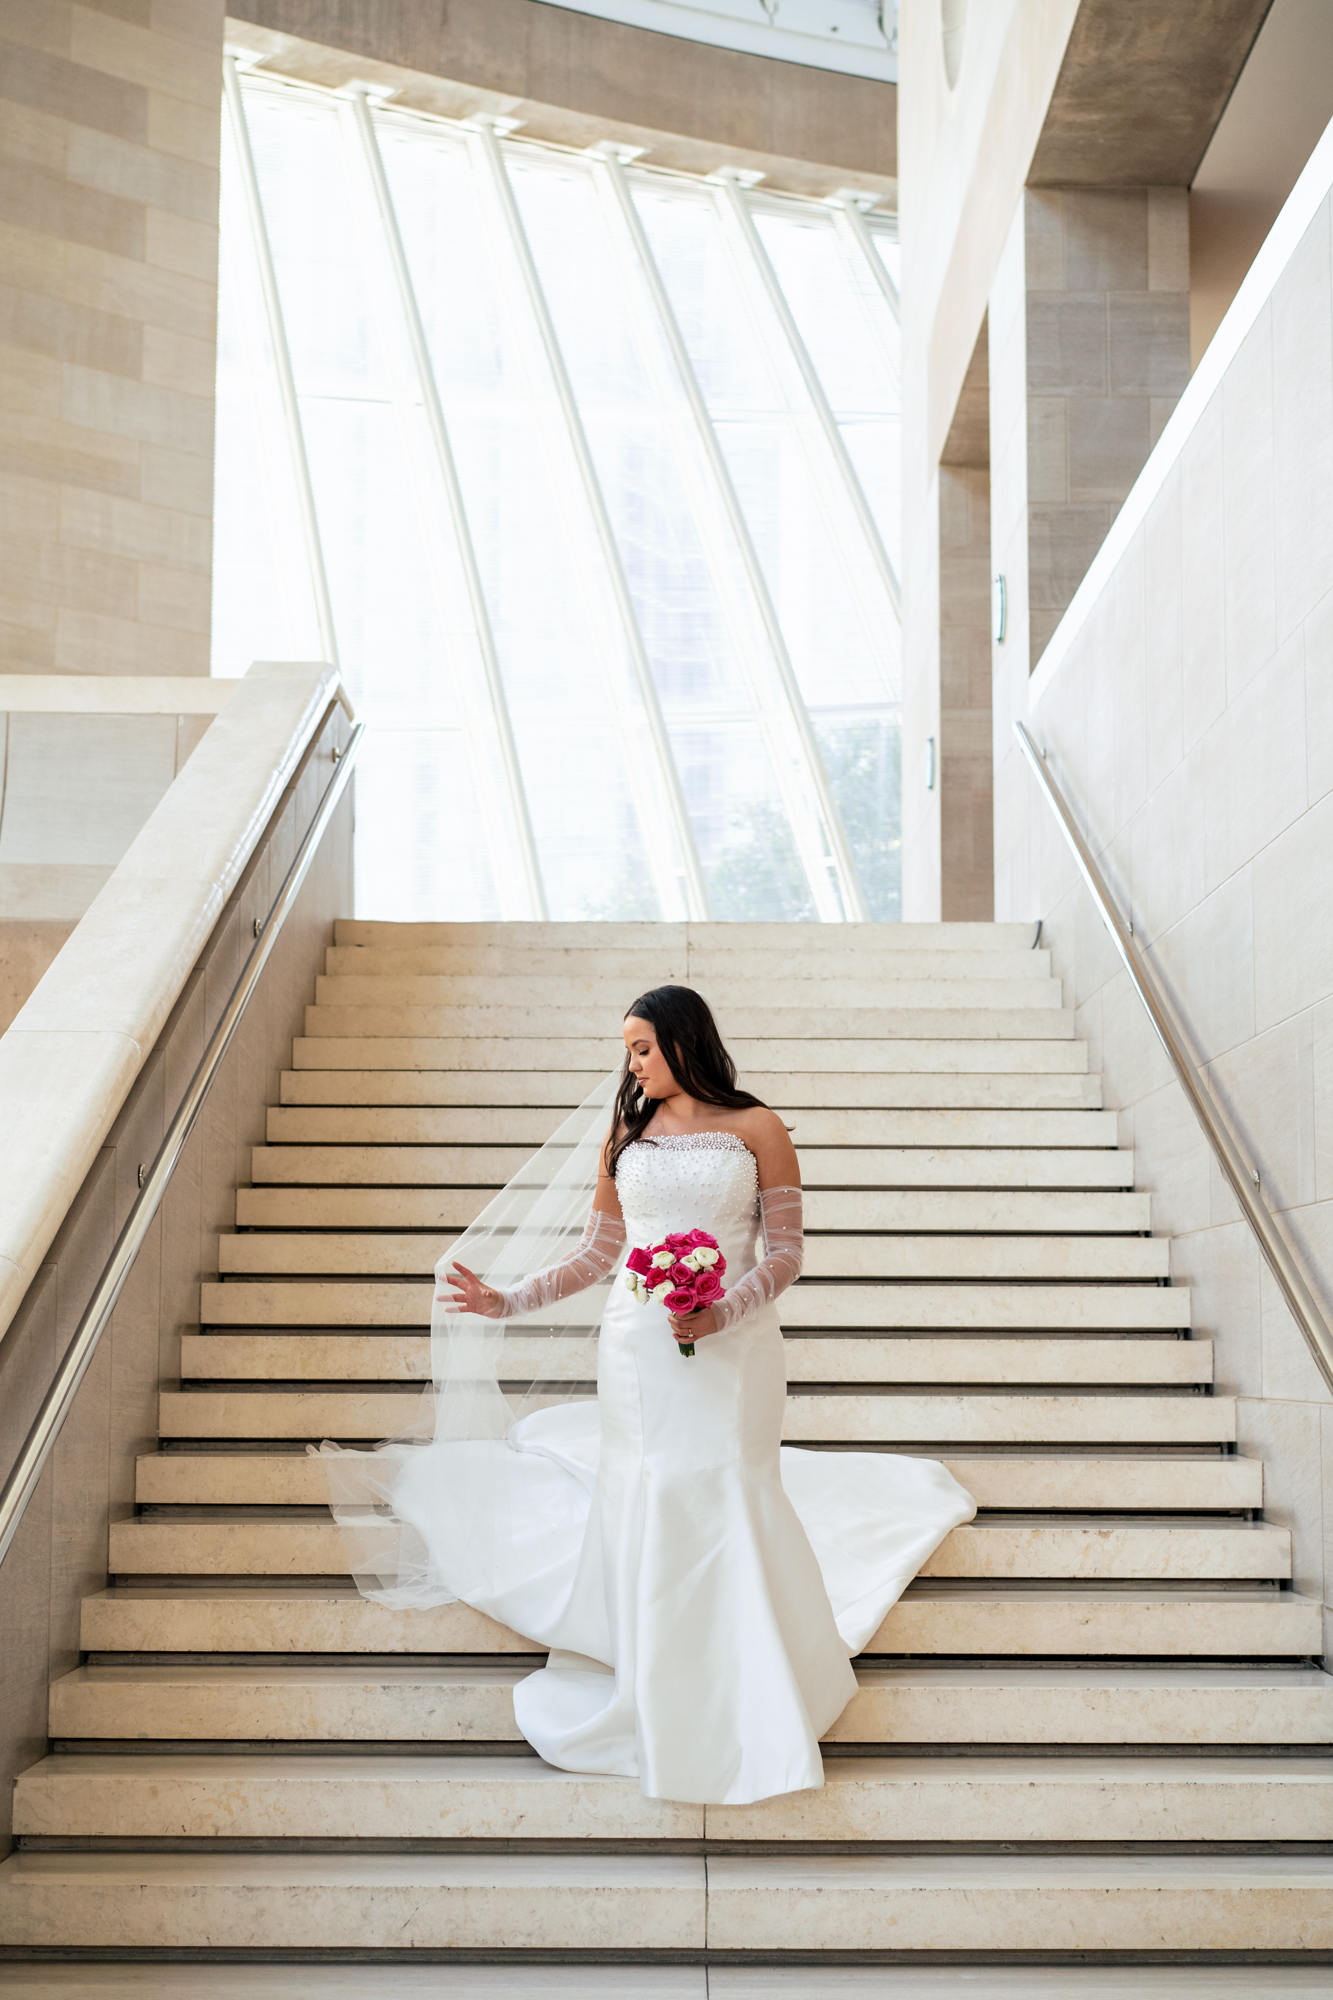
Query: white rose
[[692, 1246, 719, 1267], [651, 1249, 675, 1269]]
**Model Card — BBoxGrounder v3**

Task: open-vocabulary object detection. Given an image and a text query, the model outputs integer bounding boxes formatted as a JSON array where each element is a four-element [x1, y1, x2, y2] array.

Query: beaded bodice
[[615, 1132, 761, 1272]]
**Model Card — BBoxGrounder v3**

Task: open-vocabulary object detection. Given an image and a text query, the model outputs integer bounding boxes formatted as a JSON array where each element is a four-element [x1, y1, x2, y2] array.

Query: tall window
[[213, 70, 902, 922]]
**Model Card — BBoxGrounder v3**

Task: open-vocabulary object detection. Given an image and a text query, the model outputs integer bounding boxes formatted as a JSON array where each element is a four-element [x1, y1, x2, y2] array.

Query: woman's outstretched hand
[[667, 1304, 720, 1344], [437, 1260, 506, 1317]]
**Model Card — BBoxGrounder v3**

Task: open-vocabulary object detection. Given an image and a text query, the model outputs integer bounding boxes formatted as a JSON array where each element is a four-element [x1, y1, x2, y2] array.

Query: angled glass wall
[[212, 68, 902, 921]]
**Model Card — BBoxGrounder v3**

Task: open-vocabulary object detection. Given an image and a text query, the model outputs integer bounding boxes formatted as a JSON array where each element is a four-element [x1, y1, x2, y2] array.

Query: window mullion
[[594, 147, 863, 924], [344, 89, 548, 922], [468, 115, 711, 923], [223, 58, 340, 672], [712, 170, 902, 621]]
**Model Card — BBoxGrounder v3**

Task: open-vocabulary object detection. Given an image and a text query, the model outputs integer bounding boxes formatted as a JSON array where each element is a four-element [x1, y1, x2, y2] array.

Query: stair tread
[[179, 1333, 1213, 1385], [303, 1005, 1077, 1041], [196, 1281, 1191, 1328], [330, 922, 1044, 948], [262, 1107, 1122, 1145], [242, 1151, 1140, 1195], [105, 1515, 1294, 1583], [15, 1751, 1333, 1845], [156, 1390, 1232, 1445], [279, 1069, 1107, 1108], [50, 1661, 1333, 1690], [324, 945, 1057, 978], [313, 975, 1069, 1010], [2, 1849, 1327, 1954], [79, 1586, 1327, 1661], [220, 1197, 1156, 1274], [293, 1037, 1092, 1074], [133, 1450, 1263, 1511]]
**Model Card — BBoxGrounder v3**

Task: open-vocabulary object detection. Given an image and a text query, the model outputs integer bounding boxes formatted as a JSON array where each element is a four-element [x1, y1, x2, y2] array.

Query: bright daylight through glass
[[212, 71, 902, 922]]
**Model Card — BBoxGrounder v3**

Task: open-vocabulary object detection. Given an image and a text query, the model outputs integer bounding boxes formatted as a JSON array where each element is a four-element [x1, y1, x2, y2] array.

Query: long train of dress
[[389, 1132, 976, 1806]]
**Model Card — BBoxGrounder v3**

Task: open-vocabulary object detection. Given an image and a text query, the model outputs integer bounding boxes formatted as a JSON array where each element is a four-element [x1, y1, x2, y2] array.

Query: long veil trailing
[[319, 1069, 621, 1610]]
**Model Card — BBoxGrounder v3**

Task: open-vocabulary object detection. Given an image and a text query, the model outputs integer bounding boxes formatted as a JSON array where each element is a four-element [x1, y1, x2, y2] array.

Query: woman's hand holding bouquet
[[625, 1229, 726, 1357]]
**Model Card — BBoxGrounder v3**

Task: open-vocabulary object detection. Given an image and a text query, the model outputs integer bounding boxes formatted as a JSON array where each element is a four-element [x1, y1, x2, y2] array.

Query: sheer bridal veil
[[319, 1070, 621, 1610]]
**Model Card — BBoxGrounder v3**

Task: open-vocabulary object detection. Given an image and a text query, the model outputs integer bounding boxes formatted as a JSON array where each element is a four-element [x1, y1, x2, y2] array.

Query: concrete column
[[1021, 186, 1191, 666], [989, 185, 1191, 919], [937, 321, 993, 922]]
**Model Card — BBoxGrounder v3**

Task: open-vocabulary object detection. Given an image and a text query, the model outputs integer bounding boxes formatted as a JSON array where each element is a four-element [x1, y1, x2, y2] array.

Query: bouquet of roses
[[624, 1228, 726, 1358]]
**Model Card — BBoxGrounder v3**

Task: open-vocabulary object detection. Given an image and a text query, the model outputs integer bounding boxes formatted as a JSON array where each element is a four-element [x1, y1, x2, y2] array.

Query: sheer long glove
[[440, 1209, 627, 1319], [711, 1184, 804, 1332]]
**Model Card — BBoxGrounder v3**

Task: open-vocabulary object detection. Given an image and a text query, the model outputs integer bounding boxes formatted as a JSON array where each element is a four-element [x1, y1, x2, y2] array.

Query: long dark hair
[[608, 986, 763, 1179]]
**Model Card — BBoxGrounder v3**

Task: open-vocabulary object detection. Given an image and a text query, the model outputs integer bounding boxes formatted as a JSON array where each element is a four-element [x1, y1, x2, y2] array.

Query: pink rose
[[692, 1269, 722, 1304], [663, 1232, 693, 1256], [647, 1267, 672, 1290], [663, 1285, 698, 1315], [711, 1251, 726, 1277], [626, 1245, 654, 1277], [686, 1229, 718, 1249], [667, 1260, 694, 1286]]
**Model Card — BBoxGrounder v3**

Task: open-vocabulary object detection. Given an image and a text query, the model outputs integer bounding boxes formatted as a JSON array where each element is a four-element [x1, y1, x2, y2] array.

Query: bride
[[323, 986, 974, 1807]]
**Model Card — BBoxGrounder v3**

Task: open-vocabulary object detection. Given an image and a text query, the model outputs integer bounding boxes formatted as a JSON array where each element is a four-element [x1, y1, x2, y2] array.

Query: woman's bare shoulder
[[732, 1104, 790, 1142]]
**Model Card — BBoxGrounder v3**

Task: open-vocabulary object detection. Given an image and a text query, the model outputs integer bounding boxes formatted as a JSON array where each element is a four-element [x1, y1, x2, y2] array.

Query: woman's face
[[623, 1016, 677, 1100]]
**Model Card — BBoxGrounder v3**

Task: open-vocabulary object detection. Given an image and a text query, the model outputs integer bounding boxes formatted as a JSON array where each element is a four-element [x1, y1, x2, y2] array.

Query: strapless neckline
[[625, 1131, 750, 1154]]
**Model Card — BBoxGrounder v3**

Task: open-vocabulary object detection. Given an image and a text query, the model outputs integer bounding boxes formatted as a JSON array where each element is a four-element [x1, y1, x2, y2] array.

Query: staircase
[[2, 920, 1330, 1962]]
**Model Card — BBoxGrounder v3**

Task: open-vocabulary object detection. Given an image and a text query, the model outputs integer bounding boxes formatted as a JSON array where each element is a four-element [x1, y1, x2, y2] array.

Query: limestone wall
[[0, 0, 225, 679], [996, 138, 1333, 1656]]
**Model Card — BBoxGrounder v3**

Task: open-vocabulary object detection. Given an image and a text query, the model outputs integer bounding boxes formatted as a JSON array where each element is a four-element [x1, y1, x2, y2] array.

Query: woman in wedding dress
[[364, 985, 976, 1808]]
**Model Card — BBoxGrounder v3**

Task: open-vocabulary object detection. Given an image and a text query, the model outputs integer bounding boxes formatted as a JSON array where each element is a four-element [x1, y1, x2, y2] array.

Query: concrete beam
[[1028, 0, 1273, 187], [226, 0, 896, 195]]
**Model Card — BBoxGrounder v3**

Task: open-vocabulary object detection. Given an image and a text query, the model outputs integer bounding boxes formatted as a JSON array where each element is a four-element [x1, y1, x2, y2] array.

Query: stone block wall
[[0, 0, 225, 677], [1022, 186, 1190, 664]]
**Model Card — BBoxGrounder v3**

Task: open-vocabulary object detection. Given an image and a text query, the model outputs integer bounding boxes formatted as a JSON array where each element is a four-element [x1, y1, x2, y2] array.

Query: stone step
[[199, 1281, 1190, 1331], [207, 1251, 1169, 1319], [263, 1105, 1121, 1148], [235, 1187, 488, 1230], [159, 1390, 1226, 1445], [107, 1516, 1287, 1581], [313, 974, 1067, 1013], [705, 1854, 1333, 1953], [246, 1146, 1138, 1192], [325, 944, 1057, 981], [279, 1068, 1108, 1110], [304, 1003, 1077, 1044], [0, 1849, 1327, 1953], [0, 1850, 704, 1952], [233, 1173, 1139, 1228], [218, 1191, 1153, 1272], [43, 1664, 1333, 1748], [15, 1751, 1333, 1844], [292, 1038, 1091, 1075], [134, 1450, 1263, 1512], [180, 1333, 1211, 1387], [79, 1587, 1324, 1659], [332, 919, 1042, 952]]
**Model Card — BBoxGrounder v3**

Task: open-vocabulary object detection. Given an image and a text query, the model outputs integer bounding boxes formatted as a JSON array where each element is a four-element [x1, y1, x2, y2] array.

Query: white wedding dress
[[387, 1132, 975, 1807]]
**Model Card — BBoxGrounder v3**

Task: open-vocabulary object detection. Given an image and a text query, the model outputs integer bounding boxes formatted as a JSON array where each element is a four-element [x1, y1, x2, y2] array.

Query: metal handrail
[[1015, 719, 1333, 1393], [0, 715, 365, 1571]]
